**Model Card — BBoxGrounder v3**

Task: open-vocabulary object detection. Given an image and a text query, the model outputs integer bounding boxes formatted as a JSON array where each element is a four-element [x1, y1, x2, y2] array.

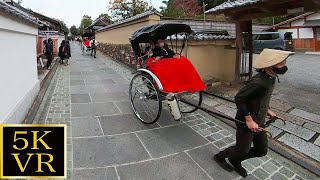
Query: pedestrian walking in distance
[[64, 40, 71, 66], [90, 37, 97, 58], [58, 40, 65, 64], [45, 38, 53, 70], [214, 49, 294, 177]]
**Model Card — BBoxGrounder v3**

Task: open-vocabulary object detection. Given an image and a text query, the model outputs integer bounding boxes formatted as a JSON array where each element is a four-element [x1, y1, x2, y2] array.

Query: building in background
[[271, 12, 320, 51], [5, 0, 65, 56]]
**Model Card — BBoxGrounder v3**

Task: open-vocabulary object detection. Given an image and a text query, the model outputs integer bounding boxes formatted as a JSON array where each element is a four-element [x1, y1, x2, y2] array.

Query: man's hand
[[173, 54, 180, 58], [245, 115, 261, 132], [154, 56, 162, 61], [267, 109, 277, 119]]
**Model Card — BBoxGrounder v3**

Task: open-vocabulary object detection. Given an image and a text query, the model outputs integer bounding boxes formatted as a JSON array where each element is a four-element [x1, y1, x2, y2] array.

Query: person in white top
[[90, 37, 97, 58]]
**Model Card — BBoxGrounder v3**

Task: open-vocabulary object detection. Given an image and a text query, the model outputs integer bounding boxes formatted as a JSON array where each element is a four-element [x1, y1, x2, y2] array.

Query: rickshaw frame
[[129, 23, 203, 124]]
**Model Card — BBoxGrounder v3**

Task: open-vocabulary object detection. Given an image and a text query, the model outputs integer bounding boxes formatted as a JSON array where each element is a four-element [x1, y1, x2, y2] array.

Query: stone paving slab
[[70, 75, 83, 80], [73, 133, 150, 168], [70, 85, 107, 94], [156, 109, 183, 127], [71, 102, 121, 117], [278, 134, 320, 162], [290, 108, 320, 123], [267, 126, 283, 137], [70, 80, 85, 86], [90, 92, 128, 102], [313, 136, 320, 147], [71, 117, 103, 137], [71, 93, 91, 103], [214, 104, 237, 118], [84, 79, 116, 85], [73, 167, 118, 180], [303, 123, 320, 133], [103, 84, 129, 93], [272, 121, 316, 141], [272, 109, 305, 126], [270, 98, 293, 112], [117, 153, 212, 180], [136, 124, 208, 158], [99, 114, 159, 135], [186, 143, 241, 179], [82, 75, 104, 80]]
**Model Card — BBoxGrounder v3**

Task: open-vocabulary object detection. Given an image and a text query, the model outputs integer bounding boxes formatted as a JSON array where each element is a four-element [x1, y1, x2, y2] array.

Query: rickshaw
[[81, 32, 95, 56], [129, 23, 285, 133], [129, 23, 208, 124]]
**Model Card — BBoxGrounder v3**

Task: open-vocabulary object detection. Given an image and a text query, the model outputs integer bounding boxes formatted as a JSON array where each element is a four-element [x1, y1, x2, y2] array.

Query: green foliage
[[59, 20, 69, 35], [78, 15, 93, 35], [70, 25, 78, 37], [109, 0, 153, 21], [98, 13, 112, 20]]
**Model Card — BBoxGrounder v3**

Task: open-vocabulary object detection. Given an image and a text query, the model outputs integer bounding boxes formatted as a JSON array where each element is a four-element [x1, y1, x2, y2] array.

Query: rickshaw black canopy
[[82, 32, 94, 39], [130, 23, 192, 43], [130, 23, 192, 57]]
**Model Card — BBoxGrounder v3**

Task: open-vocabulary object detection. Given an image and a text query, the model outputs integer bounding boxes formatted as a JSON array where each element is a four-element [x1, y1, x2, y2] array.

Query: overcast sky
[[21, 0, 164, 27]]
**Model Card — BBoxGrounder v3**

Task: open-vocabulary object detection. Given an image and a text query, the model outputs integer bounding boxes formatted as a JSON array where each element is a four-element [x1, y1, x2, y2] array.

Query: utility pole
[[273, 17, 275, 26], [203, 2, 207, 29]]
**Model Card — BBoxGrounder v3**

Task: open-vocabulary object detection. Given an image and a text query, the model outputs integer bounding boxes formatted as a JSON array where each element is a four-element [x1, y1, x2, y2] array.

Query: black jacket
[[58, 45, 65, 59], [64, 44, 71, 58], [152, 45, 175, 58], [235, 72, 275, 125], [45, 42, 53, 56]]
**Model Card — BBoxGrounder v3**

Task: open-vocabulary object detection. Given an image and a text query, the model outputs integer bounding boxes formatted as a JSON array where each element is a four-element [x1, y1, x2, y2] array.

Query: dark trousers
[[91, 47, 96, 56], [221, 118, 268, 163], [46, 54, 53, 69]]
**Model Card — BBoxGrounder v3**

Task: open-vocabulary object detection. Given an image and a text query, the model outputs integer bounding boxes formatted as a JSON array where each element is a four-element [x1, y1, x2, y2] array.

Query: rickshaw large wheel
[[177, 91, 202, 113], [129, 73, 162, 124]]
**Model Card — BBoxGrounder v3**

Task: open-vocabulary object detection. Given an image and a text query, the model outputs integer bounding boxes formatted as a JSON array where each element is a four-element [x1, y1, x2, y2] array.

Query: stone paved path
[[35, 43, 319, 180]]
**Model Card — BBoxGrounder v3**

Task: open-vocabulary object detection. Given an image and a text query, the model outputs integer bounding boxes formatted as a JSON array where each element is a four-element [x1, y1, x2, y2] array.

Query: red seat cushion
[[83, 40, 91, 47], [146, 56, 206, 93]]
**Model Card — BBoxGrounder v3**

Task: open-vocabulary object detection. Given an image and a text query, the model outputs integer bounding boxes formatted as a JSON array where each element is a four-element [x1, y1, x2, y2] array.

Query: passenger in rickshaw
[[151, 39, 179, 59], [146, 38, 206, 93]]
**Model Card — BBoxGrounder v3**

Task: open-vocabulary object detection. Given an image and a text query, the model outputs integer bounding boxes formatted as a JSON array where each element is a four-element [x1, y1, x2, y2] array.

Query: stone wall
[[97, 43, 136, 69]]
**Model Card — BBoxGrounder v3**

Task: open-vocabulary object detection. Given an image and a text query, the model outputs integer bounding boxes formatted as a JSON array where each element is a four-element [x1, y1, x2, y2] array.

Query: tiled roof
[[0, 0, 38, 26], [205, 0, 260, 14], [97, 11, 162, 32], [271, 12, 315, 28], [161, 19, 269, 36]]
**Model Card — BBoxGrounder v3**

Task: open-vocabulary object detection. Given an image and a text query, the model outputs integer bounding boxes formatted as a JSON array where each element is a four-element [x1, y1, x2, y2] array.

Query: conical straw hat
[[253, 49, 295, 69]]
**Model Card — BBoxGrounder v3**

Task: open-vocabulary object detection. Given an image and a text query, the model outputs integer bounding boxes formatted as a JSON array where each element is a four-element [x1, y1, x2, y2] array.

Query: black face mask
[[273, 66, 288, 75]]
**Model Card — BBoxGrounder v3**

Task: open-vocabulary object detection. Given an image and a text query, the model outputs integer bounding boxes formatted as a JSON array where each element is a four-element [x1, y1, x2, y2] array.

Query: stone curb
[[23, 58, 60, 124]]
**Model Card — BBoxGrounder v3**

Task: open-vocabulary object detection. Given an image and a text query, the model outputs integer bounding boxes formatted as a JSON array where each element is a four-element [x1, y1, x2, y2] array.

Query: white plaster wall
[[306, 12, 320, 20], [0, 12, 38, 35], [278, 29, 298, 39], [299, 28, 314, 38], [291, 19, 305, 26], [0, 14, 39, 124]]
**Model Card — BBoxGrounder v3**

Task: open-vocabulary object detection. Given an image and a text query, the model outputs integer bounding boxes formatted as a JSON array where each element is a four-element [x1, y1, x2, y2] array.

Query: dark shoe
[[229, 159, 247, 177], [213, 153, 233, 172]]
